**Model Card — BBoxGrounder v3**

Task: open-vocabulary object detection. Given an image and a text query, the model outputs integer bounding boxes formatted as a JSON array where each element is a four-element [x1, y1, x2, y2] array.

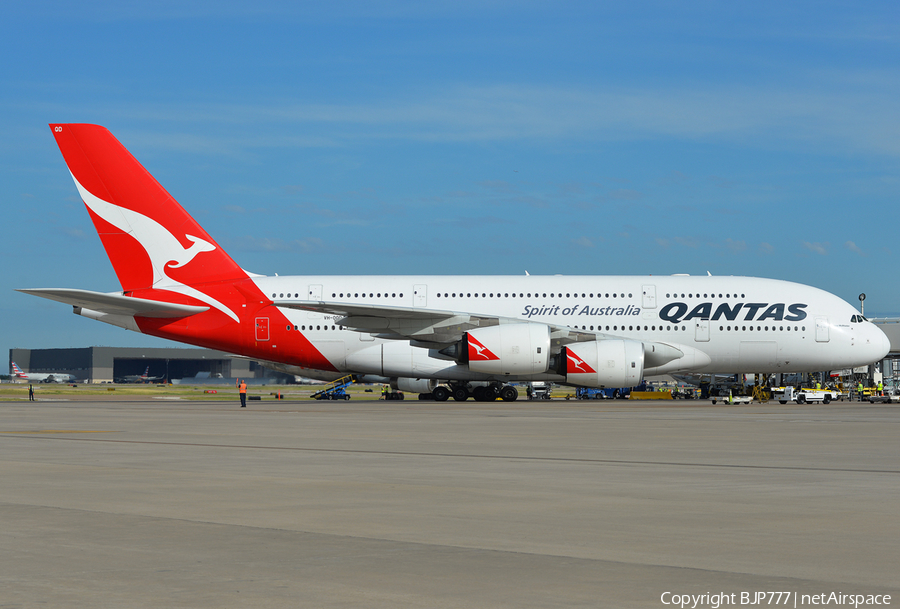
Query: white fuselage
[[251, 274, 889, 381]]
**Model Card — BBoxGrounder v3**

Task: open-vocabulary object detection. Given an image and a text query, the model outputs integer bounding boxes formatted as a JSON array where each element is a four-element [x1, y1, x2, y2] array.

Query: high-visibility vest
[[239, 382, 247, 394]]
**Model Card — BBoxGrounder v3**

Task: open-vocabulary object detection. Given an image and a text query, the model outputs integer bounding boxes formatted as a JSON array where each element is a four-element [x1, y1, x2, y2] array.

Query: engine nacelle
[[561, 339, 644, 388], [463, 324, 551, 375], [393, 378, 438, 394]]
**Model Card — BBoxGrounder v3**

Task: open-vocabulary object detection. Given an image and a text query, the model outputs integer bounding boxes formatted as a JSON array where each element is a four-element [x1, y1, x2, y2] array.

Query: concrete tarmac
[[1, 398, 898, 608]]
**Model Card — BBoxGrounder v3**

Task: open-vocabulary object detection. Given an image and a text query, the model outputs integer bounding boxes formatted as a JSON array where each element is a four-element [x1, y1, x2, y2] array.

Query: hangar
[[7, 347, 293, 384]]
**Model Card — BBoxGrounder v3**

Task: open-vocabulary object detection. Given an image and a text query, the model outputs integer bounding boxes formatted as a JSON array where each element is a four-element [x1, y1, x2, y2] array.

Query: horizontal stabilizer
[[17, 288, 208, 318]]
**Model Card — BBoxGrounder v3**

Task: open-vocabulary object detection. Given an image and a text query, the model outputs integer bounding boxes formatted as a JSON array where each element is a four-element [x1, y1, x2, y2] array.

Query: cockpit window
[[851, 315, 869, 323]]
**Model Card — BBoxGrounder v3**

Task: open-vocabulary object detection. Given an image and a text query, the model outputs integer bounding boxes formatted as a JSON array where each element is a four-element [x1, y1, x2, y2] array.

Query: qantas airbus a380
[[18, 124, 890, 400]]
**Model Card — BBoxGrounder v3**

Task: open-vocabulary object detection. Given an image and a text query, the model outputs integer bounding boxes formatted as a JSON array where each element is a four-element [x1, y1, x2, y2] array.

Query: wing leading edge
[[273, 299, 686, 369], [18, 288, 209, 318]]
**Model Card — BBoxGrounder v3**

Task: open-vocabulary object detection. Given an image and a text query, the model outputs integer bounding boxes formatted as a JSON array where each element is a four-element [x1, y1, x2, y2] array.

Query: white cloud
[[845, 241, 864, 254], [802, 241, 829, 255], [80, 76, 900, 158], [724, 238, 747, 253], [571, 236, 594, 248]]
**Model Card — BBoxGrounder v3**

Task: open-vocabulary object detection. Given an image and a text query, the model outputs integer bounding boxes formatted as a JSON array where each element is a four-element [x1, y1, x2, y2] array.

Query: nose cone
[[868, 324, 891, 363]]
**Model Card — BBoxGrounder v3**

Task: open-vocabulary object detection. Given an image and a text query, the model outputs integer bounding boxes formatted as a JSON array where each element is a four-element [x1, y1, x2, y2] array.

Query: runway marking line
[[0, 430, 116, 434], [4, 434, 899, 474]]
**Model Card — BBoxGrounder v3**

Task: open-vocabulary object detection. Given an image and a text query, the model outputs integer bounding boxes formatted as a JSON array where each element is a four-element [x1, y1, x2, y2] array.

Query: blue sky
[[3, 1, 899, 360]]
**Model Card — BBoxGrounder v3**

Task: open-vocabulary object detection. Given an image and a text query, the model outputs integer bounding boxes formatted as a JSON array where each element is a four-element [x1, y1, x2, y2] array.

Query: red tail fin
[[49, 124, 247, 292]]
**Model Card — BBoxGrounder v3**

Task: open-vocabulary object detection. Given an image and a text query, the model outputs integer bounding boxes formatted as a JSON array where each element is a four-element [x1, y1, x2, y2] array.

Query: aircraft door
[[694, 318, 710, 342], [414, 284, 427, 308], [307, 284, 323, 319], [255, 317, 270, 341], [642, 285, 657, 309], [815, 317, 830, 343]]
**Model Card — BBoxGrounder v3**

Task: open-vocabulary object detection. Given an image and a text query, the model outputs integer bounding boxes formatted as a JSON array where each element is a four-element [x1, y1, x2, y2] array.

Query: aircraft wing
[[17, 288, 209, 318], [278, 300, 691, 370], [275, 300, 603, 347]]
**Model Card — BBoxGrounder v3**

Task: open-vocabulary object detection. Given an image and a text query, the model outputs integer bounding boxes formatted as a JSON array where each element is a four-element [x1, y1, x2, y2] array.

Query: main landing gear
[[426, 382, 519, 402]]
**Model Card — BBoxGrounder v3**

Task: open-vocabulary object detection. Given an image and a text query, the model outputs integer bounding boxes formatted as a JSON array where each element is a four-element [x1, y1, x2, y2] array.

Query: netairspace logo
[[660, 591, 891, 609]]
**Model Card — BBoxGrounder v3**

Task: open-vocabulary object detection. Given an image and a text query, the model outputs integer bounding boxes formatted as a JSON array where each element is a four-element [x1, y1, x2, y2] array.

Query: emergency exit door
[[414, 284, 427, 307], [694, 319, 710, 342], [642, 285, 657, 309], [815, 317, 830, 343], [255, 317, 270, 341]]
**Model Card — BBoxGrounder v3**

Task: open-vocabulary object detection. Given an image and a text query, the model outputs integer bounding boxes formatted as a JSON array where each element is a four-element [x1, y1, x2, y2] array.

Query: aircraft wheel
[[418, 393, 433, 401], [432, 386, 450, 402], [473, 386, 491, 401], [452, 387, 468, 401], [500, 385, 518, 402]]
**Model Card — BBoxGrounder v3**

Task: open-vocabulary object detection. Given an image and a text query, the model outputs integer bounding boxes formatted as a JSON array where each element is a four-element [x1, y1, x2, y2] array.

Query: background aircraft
[[118, 366, 165, 384], [11, 361, 75, 384]]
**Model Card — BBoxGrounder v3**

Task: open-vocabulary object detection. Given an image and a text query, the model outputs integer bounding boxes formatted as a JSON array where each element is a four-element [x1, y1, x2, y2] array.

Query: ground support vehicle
[[572, 387, 607, 400], [526, 382, 551, 400], [311, 375, 356, 400], [868, 392, 900, 403], [773, 386, 842, 404], [711, 391, 752, 405]]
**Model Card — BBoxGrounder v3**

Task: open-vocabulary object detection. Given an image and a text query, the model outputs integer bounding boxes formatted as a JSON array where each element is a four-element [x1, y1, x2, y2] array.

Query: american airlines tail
[[18, 124, 890, 400]]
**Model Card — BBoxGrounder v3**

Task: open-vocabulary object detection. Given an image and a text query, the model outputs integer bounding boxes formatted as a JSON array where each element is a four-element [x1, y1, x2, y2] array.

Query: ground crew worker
[[29, 384, 34, 401], [877, 381, 883, 396], [237, 379, 247, 407], [857, 381, 864, 402], [381, 385, 388, 400], [816, 381, 821, 390]]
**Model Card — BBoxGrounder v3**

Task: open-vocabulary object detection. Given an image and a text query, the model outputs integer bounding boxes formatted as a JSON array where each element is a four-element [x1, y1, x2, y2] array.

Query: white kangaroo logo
[[470, 342, 491, 359], [566, 352, 591, 372], [71, 173, 239, 322]]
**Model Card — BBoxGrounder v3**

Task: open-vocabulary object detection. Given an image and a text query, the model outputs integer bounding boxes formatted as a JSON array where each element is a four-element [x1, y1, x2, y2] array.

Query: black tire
[[432, 386, 450, 402], [473, 386, 489, 401], [418, 393, 433, 401], [823, 395, 830, 404], [779, 400, 787, 404], [452, 387, 468, 401], [797, 394, 806, 404], [344, 394, 350, 400], [500, 386, 518, 402]]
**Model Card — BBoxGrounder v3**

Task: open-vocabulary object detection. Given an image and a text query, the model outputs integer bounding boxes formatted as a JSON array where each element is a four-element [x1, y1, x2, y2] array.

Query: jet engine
[[446, 323, 551, 376], [559, 339, 644, 388], [393, 378, 438, 394]]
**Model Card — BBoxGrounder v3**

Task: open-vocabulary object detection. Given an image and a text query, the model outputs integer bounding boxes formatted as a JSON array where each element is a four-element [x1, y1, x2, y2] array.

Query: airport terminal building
[[8, 347, 294, 384]]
